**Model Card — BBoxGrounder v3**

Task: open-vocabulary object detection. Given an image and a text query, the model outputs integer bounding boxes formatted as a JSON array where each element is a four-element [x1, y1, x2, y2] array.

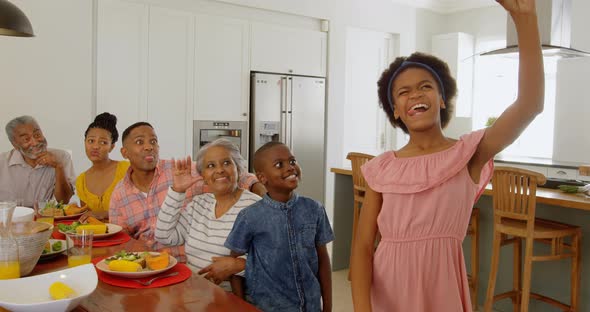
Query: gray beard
[[19, 142, 47, 160]]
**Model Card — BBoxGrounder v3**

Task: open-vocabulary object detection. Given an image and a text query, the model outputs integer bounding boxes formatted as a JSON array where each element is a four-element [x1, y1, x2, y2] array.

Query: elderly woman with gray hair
[[155, 138, 261, 293]]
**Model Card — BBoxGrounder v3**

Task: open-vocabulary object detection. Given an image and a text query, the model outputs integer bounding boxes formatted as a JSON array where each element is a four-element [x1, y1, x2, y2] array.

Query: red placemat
[[91, 257, 192, 289], [52, 220, 75, 239], [93, 231, 131, 247]]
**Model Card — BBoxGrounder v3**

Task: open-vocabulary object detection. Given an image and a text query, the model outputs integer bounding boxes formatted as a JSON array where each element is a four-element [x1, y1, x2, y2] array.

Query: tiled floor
[[332, 269, 353, 312], [332, 269, 498, 312]]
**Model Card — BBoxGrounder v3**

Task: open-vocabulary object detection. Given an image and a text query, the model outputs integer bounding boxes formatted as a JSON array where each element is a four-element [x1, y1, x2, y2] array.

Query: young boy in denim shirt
[[225, 142, 334, 312]]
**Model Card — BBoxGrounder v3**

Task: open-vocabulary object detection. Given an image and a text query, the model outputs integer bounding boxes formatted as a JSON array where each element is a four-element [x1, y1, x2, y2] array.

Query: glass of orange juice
[[35, 201, 56, 225], [0, 261, 20, 279], [0, 201, 20, 279], [66, 230, 93, 268]]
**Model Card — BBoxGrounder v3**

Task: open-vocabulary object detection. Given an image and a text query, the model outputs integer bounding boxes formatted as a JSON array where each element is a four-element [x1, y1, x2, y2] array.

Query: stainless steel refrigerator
[[250, 72, 326, 204]]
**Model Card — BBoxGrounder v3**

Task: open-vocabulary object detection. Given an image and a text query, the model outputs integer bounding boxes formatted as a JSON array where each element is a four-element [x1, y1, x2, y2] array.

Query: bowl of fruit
[[0, 263, 97, 312]]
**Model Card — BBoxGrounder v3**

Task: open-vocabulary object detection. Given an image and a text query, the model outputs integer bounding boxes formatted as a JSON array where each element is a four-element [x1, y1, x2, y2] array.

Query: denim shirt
[[225, 193, 334, 312]]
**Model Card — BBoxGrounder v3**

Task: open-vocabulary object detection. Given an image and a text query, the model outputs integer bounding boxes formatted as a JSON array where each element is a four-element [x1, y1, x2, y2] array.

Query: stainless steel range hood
[[482, 0, 590, 58]]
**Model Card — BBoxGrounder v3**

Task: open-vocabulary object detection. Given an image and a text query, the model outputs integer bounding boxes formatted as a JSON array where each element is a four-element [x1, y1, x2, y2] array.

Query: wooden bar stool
[[467, 207, 480, 311], [484, 167, 582, 312], [346, 152, 375, 281]]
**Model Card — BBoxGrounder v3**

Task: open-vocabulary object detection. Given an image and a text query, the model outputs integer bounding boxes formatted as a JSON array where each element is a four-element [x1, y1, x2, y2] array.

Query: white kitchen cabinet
[[147, 7, 195, 159], [96, 0, 149, 136], [553, 57, 590, 164], [194, 14, 250, 121], [251, 22, 327, 77], [431, 32, 474, 118]]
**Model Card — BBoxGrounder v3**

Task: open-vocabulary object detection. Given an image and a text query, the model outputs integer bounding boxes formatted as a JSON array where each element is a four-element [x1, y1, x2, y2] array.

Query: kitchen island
[[331, 167, 590, 311]]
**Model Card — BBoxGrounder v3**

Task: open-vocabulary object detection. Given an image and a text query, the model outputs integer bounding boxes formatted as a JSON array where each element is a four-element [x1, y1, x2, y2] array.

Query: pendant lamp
[[0, 0, 34, 37]]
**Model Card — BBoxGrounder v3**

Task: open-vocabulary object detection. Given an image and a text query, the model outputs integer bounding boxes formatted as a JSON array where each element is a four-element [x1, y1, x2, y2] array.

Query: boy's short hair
[[253, 141, 287, 173]]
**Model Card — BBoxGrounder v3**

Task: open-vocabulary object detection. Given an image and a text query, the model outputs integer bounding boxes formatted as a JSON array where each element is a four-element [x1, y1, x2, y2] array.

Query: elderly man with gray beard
[[0, 116, 75, 207]]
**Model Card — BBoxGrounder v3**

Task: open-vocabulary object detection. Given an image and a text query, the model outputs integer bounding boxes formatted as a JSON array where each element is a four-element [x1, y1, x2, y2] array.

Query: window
[[472, 47, 557, 159]]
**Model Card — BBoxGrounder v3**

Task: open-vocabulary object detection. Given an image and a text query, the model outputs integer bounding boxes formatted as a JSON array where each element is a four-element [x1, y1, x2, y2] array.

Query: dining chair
[[484, 166, 581, 312], [346, 152, 375, 281]]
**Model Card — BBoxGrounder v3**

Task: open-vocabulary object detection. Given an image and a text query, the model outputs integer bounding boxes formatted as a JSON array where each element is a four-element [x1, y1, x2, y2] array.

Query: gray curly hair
[[194, 138, 247, 177], [5, 115, 39, 144]]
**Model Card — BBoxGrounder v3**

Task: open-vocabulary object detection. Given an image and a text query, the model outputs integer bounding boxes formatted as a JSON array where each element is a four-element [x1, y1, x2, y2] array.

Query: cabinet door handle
[[556, 170, 567, 176]]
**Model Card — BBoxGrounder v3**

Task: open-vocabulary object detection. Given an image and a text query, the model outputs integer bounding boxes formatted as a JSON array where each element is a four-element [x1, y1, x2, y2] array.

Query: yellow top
[[75, 161, 130, 213]]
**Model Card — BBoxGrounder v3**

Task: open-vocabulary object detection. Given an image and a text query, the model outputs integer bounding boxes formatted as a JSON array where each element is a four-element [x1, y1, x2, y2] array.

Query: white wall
[[0, 0, 94, 174], [418, 6, 506, 139], [442, 6, 506, 53], [415, 9, 445, 53], [0, 0, 421, 228]]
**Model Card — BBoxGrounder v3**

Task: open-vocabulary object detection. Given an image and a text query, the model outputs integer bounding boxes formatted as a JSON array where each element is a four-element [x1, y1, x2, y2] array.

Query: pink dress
[[361, 129, 493, 312]]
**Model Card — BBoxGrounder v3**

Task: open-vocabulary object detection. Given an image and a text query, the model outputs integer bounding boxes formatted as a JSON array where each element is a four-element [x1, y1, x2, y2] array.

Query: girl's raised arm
[[470, 0, 544, 176]]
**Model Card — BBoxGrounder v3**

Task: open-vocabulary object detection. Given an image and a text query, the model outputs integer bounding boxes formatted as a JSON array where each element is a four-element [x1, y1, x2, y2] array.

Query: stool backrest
[[492, 166, 547, 222], [346, 152, 375, 203]]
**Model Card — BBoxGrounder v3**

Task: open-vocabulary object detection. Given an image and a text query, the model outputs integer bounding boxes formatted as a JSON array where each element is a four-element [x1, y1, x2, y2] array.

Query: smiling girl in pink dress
[[350, 0, 544, 311]]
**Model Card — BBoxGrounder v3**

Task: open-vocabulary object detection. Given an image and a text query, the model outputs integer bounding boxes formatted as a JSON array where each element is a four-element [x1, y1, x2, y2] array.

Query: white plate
[[0, 263, 97, 312], [40, 239, 67, 260], [95, 252, 177, 278], [38, 206, 88, 220], [58, 223, 123, 240], [53, 211, 86, 220]]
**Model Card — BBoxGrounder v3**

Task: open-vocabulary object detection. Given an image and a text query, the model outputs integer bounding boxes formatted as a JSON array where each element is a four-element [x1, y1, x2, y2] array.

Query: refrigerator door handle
[[287, 77, 293, 149], [279, 77, 287, 144]]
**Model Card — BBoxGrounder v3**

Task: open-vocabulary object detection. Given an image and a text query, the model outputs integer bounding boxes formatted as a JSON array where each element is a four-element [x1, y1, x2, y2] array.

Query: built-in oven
[[193, 120, 248, 161]]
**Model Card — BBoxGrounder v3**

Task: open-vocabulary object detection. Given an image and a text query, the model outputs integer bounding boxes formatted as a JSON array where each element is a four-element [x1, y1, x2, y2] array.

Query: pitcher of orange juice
[[0, 201, 20, 279]]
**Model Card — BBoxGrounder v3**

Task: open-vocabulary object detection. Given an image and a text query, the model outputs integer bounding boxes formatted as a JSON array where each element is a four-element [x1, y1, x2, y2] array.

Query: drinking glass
[[0, 201, 20, 279], [66, 230, 93, 268], [35, 201, 56, 225]]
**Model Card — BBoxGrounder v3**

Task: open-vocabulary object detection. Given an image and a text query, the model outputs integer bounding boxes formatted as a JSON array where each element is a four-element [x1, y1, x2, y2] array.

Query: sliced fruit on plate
[[64, 204, 89, 216], [146, 251, 170, 270], [76, 224, 107, 234], [108, 260, 143, 272]]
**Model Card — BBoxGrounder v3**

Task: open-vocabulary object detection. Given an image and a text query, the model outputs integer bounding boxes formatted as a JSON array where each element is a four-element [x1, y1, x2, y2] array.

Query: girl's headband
[[386, 61, 446, 111]]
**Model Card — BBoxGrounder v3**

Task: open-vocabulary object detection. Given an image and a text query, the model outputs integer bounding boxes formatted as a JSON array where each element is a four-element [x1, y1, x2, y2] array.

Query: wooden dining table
[[29, 237, 259, 312]]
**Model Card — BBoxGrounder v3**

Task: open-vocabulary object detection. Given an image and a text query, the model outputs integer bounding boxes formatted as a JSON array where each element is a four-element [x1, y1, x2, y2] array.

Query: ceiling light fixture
[[0, 0, 34, 37]]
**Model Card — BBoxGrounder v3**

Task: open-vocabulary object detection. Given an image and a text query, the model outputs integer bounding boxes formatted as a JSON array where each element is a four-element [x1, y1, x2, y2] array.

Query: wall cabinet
[[553, 57, 590, 164], [97, 1, 328, 159], [431, 32, 474, 118], [147, 7, 195, 158], [97, 2, 194, 159], [96, 0, 148, 138], [251, 22, 327, 77], [194, 15, 250, 121]]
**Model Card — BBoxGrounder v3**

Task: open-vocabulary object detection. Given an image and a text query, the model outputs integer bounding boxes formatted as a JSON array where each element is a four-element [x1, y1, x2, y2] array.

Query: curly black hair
[[377, 52, 457, 133], [84, 112, 119, 143]]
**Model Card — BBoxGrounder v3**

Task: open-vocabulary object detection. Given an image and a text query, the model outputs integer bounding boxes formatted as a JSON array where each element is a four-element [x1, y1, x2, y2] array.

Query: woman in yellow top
[[76, 112, 129, 219]]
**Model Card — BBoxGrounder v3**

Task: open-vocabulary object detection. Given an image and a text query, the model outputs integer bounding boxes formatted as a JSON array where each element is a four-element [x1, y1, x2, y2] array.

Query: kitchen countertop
[[331, 167, 590, 211], [494, 155, 588, 169]]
